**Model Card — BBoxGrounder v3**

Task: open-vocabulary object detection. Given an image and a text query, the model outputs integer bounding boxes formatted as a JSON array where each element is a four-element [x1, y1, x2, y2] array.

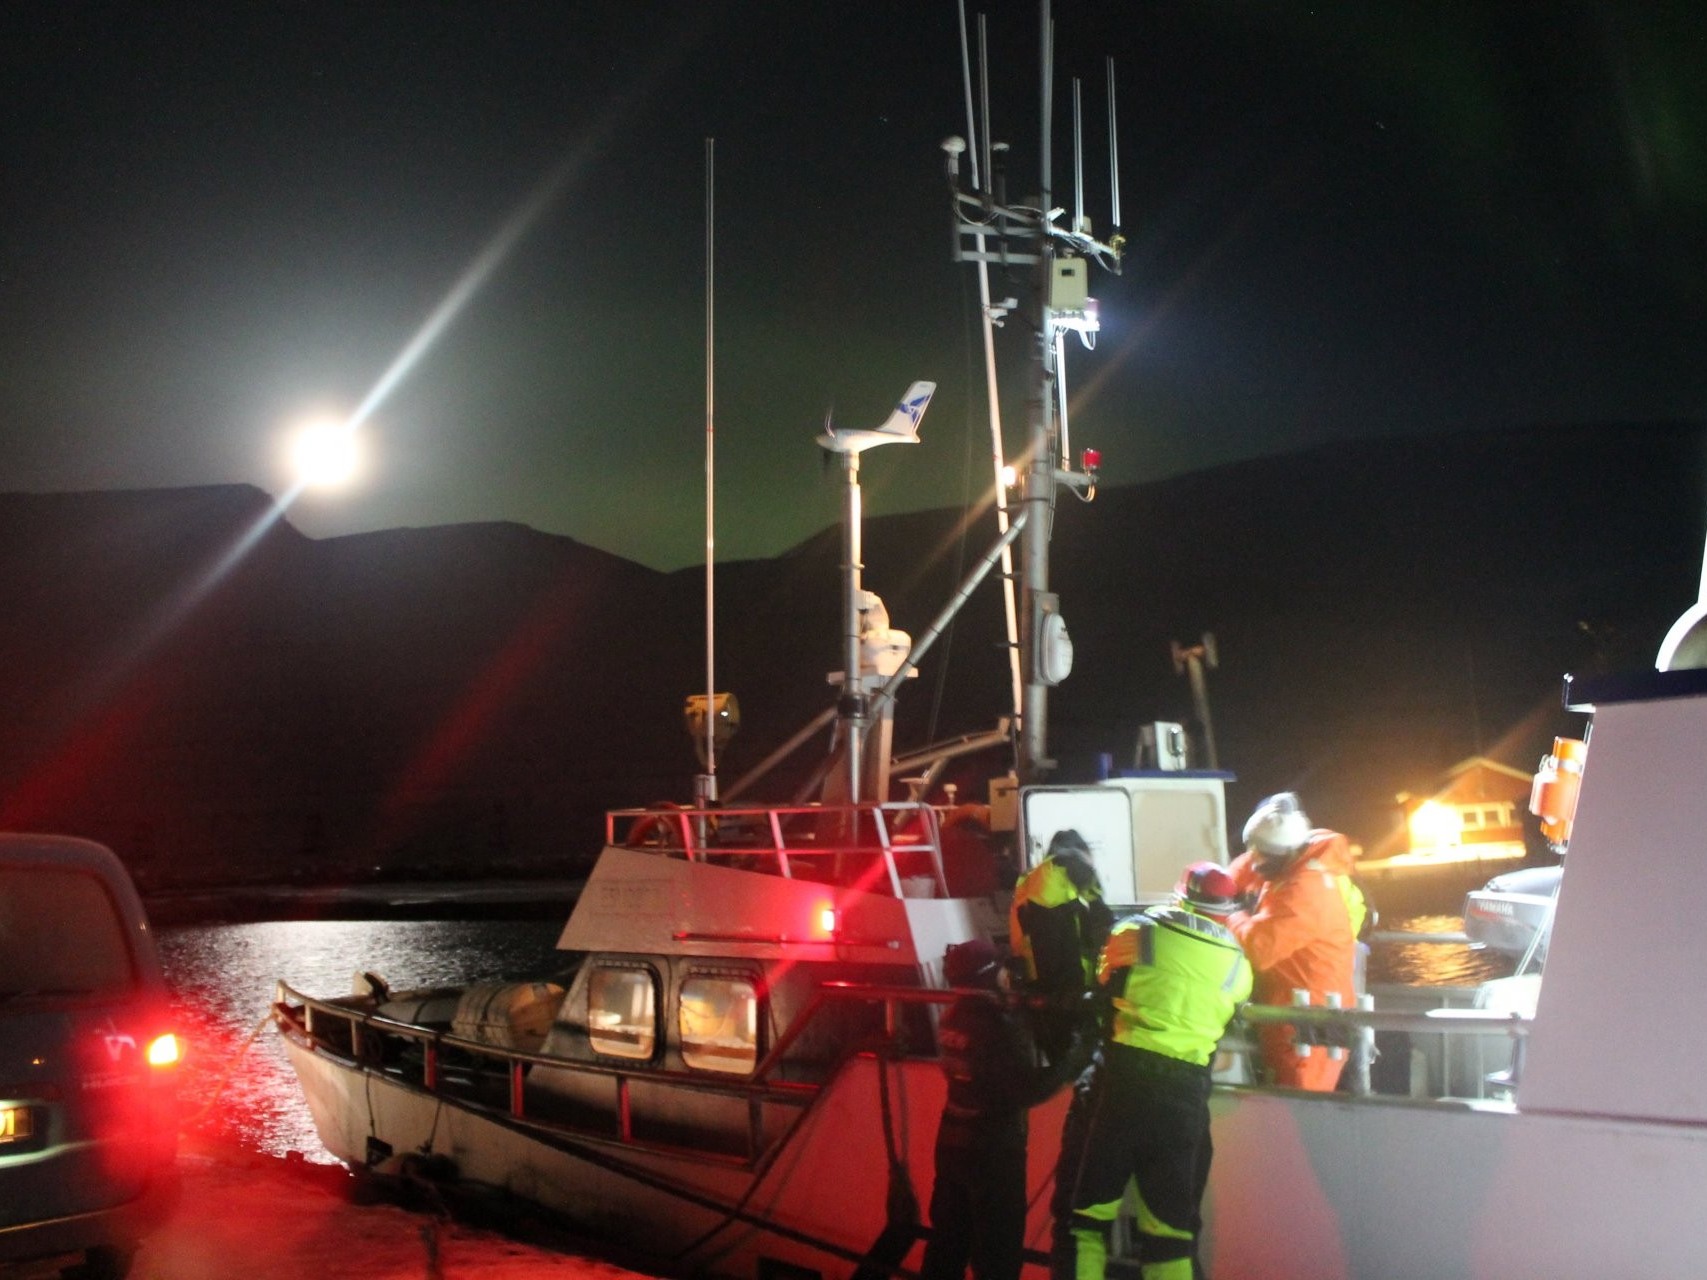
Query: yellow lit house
[[1358, 756, 1534, 892]]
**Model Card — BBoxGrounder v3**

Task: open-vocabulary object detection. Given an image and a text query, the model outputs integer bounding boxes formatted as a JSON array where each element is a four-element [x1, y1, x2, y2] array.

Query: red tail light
[[146, 1033, 181, 1068]]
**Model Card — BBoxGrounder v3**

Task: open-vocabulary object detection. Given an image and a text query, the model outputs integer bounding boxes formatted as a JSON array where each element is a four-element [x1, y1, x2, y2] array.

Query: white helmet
[[1243, 792, 1311, 862]]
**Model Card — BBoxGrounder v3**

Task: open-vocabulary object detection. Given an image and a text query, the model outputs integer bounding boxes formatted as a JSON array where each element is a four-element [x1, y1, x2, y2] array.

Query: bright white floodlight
[[289, 419, 363, 489]]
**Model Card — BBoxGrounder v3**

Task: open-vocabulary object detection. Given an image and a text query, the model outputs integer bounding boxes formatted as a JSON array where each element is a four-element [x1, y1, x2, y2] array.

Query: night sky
[[3, 3, 1704, 570]]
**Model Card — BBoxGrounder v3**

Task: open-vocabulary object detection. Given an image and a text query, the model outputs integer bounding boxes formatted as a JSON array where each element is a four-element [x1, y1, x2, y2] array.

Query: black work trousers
[[920, 1124, 1029, 1280], [1062, 1045, 1212, 1280]]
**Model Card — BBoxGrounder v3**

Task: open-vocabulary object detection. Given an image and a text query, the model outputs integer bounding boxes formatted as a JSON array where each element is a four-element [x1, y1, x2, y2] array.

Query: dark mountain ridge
[[0, 421, 1698, 887]]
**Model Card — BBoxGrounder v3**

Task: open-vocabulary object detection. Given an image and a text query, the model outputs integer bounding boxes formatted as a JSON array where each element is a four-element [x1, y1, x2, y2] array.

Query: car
[[1, 834, 180, 1278]]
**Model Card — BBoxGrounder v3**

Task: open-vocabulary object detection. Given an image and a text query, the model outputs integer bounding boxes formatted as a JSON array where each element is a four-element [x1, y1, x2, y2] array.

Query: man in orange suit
[[1227, 792, 1366, 1091]]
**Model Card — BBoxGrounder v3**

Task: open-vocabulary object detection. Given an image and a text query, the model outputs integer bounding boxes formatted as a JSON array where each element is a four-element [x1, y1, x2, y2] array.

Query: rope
[[183, 1007, 273, 1126]]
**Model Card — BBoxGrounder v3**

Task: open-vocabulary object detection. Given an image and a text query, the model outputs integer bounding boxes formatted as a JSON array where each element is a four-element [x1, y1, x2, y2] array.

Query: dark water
[[1367, 913, 1516, 987], [157, 913, 1507, 1163]]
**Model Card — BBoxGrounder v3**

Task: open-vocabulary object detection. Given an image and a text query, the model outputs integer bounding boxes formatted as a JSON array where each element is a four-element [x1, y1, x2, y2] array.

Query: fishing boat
[[274, 5, 1707, 1277]]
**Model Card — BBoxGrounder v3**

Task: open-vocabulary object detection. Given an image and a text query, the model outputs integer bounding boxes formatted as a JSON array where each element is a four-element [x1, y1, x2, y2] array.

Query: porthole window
[[679, 975, 759, 1074], [587, 967, 657, 1059]]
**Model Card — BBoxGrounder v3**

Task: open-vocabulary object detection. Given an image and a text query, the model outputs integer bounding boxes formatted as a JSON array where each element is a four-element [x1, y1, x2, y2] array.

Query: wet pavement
[[130, 1138, 660, 1280]]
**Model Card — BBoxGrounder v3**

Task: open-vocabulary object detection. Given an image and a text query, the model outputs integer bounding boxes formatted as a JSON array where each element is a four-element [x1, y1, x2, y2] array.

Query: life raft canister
[[1530, 737, 1587, 851]]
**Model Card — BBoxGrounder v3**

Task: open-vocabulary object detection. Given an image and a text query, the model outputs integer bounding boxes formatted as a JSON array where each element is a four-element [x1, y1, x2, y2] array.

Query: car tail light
[[146, 1033, 181, 1068]]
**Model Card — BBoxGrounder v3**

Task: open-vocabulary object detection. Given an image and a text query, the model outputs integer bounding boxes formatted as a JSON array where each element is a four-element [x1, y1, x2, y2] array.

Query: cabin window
[[587, 967, 657, 1059], [679, 975, 759, 1074]]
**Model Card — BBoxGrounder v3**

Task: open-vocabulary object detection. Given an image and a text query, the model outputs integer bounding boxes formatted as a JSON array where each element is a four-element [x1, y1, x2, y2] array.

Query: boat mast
[[947, 0, 1122, 783], [957, 3, 1024, 725], [838, 445, 867, 802], [1018, 0, 1058, 780]]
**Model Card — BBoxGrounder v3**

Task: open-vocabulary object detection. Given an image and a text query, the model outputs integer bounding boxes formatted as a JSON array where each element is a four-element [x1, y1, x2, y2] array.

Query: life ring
[[625, 802, 689, 853]]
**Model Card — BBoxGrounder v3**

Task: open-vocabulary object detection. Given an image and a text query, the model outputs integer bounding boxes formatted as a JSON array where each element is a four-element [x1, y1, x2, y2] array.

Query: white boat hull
[[282, 1028, 1071, 1279], [287, 1022, 1707, 1280], [1207, 1089, 1707, 1279]]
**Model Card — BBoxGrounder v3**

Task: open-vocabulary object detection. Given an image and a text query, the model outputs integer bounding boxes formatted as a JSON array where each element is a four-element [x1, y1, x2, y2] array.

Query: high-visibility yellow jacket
[[1099, 905, 1252, 1067], [1008, 853, 1111, 993]]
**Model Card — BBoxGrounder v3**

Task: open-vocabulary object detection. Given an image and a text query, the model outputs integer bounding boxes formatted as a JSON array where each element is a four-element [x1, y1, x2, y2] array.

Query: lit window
[[587, 968, 657, 1059], [1460, 809, 1482, 831], [679, 976, 759, 1074]]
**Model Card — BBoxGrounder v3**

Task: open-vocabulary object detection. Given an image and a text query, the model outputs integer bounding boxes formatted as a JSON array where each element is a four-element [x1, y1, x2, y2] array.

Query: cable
[[183, 1007, 273, 1126]]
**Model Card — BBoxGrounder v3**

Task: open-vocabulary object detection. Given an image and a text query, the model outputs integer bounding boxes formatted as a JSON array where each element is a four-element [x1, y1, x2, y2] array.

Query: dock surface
[[130, 1139, 658, 1280]]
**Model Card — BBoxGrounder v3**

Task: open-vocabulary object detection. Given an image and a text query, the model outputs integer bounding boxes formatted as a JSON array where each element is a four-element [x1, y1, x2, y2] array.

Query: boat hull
[[1207, 1088, 1707, 1279], [286, 1024, 1707, 1280], [281, 1027, 1070, 1279]]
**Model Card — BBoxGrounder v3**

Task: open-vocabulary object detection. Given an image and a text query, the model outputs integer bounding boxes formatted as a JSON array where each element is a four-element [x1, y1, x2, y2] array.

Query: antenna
[[700, 138, 717, 804], [944, 1, 1124, 782], [952, 1, 1024, 724], [956, 1, 980, 190], [979, 15, 993, 196], [1107, 57, 1121, 232], [1040, 6, 1053, 216], [1073, 78, 1085, 235]]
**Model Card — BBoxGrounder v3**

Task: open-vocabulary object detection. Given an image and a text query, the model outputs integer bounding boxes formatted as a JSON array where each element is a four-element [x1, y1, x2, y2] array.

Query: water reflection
[[1369, 914, 1516, 987], [158, 919, 564, 1160]]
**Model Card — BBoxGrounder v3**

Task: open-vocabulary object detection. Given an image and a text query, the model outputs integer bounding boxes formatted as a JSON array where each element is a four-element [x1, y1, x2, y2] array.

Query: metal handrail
[[604, 800, 949, 898], [275, 970, 1535, 1169], [273, 977, 966, 1168]]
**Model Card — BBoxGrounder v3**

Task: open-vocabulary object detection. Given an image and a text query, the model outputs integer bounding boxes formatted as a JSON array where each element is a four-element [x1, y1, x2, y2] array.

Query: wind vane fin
[[817, 380, 936, 454]]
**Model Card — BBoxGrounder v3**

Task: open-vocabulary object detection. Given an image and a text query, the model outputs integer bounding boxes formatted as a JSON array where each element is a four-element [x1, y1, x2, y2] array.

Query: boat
[[1461, 862, 1559, 965], [1459, 738, 1578, 966], [274, 6, 1707, 1277]]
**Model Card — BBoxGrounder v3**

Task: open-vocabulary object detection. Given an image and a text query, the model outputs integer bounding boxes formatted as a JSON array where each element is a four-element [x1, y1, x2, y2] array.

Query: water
[[1368, 913, 1516, 987], [158, 913, 1508, 1163], [158, 918, 565, 1161]]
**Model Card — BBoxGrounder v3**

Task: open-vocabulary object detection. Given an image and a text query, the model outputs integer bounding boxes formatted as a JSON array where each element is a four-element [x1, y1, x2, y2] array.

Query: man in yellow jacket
[[1057, 862, 1252, 1280], [1227, 791, 1366, 1091], [1009, 828, 1112, 1065]]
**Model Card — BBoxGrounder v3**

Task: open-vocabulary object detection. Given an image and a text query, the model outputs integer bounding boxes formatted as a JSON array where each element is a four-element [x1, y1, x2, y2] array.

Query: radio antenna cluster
[[946, 0, 1125, 782]]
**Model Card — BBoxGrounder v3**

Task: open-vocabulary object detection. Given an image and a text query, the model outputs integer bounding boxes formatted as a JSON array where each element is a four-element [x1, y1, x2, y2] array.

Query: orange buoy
[[1529, 737, 1588, 851]]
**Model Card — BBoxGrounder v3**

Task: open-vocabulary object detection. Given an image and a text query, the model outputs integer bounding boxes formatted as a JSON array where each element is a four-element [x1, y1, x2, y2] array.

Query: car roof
[[0, 832, 165, 985]]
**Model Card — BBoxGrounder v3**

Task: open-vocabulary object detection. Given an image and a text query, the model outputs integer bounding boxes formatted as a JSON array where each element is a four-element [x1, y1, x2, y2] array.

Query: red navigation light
[[145, 1033, 181, 1069], [1080, 447, 1101, 473], [818, 906, 838, 937]]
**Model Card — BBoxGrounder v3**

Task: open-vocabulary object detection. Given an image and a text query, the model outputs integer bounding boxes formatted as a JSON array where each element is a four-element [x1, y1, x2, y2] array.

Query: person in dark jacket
[[921, 938, 1077, 1280]]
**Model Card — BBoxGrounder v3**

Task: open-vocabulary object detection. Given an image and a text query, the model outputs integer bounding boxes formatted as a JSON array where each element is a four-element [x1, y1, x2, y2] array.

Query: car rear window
[[0, 867, 136, 999]]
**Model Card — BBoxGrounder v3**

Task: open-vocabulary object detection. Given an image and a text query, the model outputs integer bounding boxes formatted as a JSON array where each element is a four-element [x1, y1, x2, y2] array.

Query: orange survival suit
[[1227, 829, 1360, 1091]]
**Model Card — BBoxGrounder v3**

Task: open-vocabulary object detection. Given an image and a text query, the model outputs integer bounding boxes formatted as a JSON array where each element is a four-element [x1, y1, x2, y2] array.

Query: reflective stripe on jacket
[[1099, 905, 1252, 1067]]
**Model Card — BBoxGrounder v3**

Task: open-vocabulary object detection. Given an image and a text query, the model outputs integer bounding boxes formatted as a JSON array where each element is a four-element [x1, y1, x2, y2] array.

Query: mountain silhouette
[[0, 421, 1698, 890]]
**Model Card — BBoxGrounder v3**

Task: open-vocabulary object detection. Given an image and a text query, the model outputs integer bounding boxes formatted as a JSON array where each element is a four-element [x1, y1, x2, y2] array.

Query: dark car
[[1, 835, 180, 1278]]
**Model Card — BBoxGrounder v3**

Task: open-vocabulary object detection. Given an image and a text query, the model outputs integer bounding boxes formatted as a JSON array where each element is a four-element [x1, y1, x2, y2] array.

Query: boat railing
[[1230, 1000, 1533, 1101], [604, 800, 949, 898], [278, 973, 1533, 1175], [273, 976, 966, 1169]]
